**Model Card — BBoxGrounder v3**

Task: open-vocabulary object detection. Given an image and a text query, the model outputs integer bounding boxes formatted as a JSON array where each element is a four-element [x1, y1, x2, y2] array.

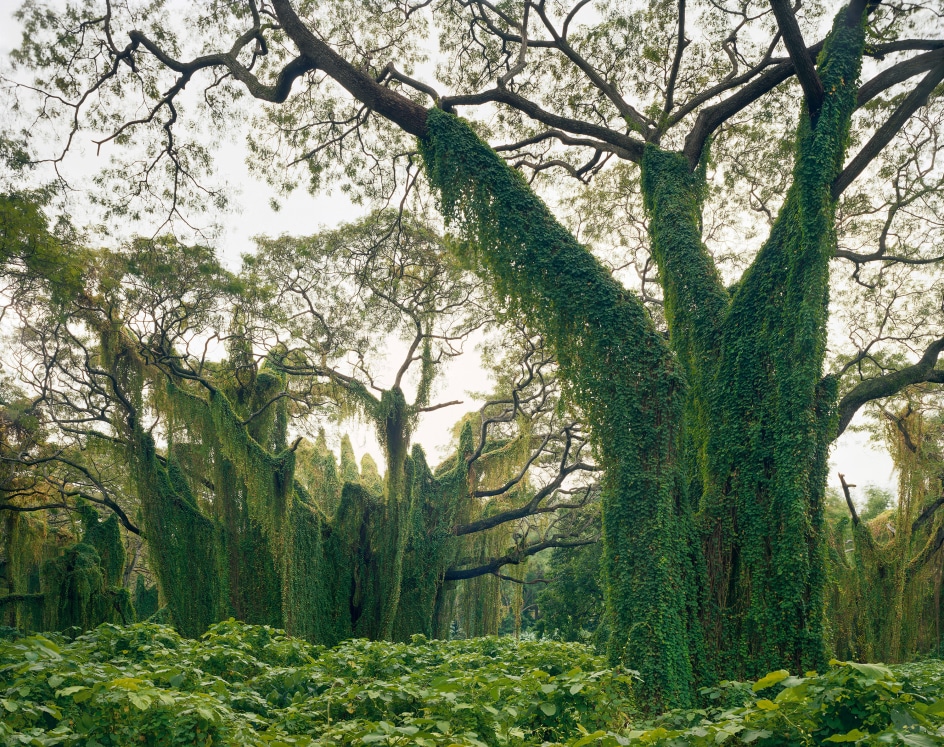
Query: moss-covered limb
[[640, 147, 728, 381], [421, 108, 694, 707]]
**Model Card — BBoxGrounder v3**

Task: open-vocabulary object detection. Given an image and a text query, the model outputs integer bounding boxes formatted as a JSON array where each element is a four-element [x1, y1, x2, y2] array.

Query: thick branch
[[444, 536, 596, 580], [907, 525, 944, 580], [770, 0, 824, 121], [833, 60, 944, 197], [838, 472, 861, 526], [683, 41, 824, 166], [442, 87, 645, 161], [662, 0, 689, 119], [271, 0, 429, 137], [834, 337, 944, 438], [912, 496, 944, 534], [857, 47, 944, 107]]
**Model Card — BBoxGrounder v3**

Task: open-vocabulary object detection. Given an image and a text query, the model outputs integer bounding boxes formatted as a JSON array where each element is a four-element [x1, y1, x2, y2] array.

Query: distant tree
[[860, 485, 894, 523], [0, 205, 600, 642], [830, 397, 944, 662]]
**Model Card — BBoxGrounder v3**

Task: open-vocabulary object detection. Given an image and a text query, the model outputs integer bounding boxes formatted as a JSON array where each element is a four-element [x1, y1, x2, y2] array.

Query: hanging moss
[[340, 435, 361, 485], [421, 108, 694, 707], [39, 542, 132, 631], [131, 429, 232, 637], [359, 454, 384, 496], [2, 513, 47, 631], [132, 575, 160, 621], [78, 504, 124, 588], [826, 407, 944, 663], [392, 435, 471, 640]]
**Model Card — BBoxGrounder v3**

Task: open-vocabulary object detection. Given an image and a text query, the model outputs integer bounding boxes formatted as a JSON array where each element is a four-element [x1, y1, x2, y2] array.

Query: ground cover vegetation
[[0, 0, 944, 722], [2, 620, 944, 746]]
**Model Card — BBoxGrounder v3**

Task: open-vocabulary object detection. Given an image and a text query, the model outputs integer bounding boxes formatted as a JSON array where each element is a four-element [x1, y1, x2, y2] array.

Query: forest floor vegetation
[[1, 621, 943, 746]]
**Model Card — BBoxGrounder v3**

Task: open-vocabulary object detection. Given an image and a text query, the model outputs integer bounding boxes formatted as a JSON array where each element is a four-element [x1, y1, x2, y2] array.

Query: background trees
[[0, 197, 601, 647]]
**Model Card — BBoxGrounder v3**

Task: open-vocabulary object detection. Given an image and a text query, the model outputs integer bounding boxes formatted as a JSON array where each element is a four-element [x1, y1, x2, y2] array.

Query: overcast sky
[[0, 0, 898, 500]]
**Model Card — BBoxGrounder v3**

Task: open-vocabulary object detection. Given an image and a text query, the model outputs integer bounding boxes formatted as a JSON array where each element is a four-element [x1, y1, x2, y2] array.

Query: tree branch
[[444, 536, 596, 580], [271, 0, 430, 137], [769, 0, 824, 120], [833, 60, 944, 197], [834, 336, 944, 437], [913, 496, 944, 534]]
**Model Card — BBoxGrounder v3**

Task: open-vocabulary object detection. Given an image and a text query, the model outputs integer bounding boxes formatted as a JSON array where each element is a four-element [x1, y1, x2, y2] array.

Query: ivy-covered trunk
[[419, 7, 866, 708], [640, 14, 865, 679], [421, 109, 697, 709]]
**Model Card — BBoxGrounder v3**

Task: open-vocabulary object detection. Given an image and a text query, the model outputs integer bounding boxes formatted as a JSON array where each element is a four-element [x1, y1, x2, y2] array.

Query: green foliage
[[826, 405, 944, 664], [859, 487, 893, 524], [0, 190, 84, 305], [133, 576, 160, 622], [534, 542, 605, 647], [621, 660, 944, 746], [0, 621, 636, 746], [3, 622, 942, 746]]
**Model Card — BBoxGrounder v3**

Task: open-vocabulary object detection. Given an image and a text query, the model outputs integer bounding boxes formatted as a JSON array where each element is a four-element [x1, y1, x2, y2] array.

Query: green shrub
[[1, 622, 940, 746]]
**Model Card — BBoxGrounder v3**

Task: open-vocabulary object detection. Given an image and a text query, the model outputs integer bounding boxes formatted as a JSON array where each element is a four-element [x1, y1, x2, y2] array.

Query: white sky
[[0, 0, 897, 503]]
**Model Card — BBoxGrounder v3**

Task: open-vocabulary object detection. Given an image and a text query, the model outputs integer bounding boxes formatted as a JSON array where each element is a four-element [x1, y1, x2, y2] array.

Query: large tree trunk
[[640, 14, 866, 678], [417, 6, 867, 706]]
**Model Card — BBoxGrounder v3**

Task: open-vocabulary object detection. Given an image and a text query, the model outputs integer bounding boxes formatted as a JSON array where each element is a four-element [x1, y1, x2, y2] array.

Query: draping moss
[[421, 108, 694, 706], [78, 504, 124, 588], [131, 429, 232, 637], [393, 429, 473, 640], [132, 575, 160, 621], [39, 506, 133, 631], [1, 513, 46, 630], [102, 327, 499, 646], [827, 408, 944, 662]]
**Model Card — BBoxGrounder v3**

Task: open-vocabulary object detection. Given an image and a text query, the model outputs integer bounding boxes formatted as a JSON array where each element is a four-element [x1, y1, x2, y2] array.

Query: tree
[[0, 201, 601, 643], [830, 397, 944, 663], [8, 0, 944, 706]]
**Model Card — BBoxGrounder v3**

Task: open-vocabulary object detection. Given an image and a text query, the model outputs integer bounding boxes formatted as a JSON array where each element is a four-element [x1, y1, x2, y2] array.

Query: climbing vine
[[421, 107, 695, 707]]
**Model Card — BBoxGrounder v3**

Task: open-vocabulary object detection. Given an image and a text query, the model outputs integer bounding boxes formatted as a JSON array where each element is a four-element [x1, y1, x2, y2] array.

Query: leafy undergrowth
[[0, 622, 941, 746]]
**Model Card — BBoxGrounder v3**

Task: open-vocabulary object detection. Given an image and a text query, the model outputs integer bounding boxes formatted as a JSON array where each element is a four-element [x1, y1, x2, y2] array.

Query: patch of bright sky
[[0, 1, 896, 503]]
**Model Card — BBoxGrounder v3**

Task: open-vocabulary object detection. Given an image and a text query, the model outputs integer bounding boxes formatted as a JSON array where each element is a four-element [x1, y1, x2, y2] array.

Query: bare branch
[[835, 336, 944, 437]]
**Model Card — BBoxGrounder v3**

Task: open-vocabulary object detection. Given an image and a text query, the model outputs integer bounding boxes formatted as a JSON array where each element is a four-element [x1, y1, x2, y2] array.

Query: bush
[[1, 621, 941, 746]]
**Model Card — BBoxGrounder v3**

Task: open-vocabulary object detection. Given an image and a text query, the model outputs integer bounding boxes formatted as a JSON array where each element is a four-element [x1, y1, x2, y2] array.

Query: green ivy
[[421, 106, 694, 708]]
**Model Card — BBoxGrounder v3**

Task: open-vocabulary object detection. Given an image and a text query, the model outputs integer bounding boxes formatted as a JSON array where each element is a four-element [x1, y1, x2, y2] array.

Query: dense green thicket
[[93, 323, 509, 645], [2, 621, 942, 746], [827, 406, 944, 663], [1, 504, 131, 634]]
